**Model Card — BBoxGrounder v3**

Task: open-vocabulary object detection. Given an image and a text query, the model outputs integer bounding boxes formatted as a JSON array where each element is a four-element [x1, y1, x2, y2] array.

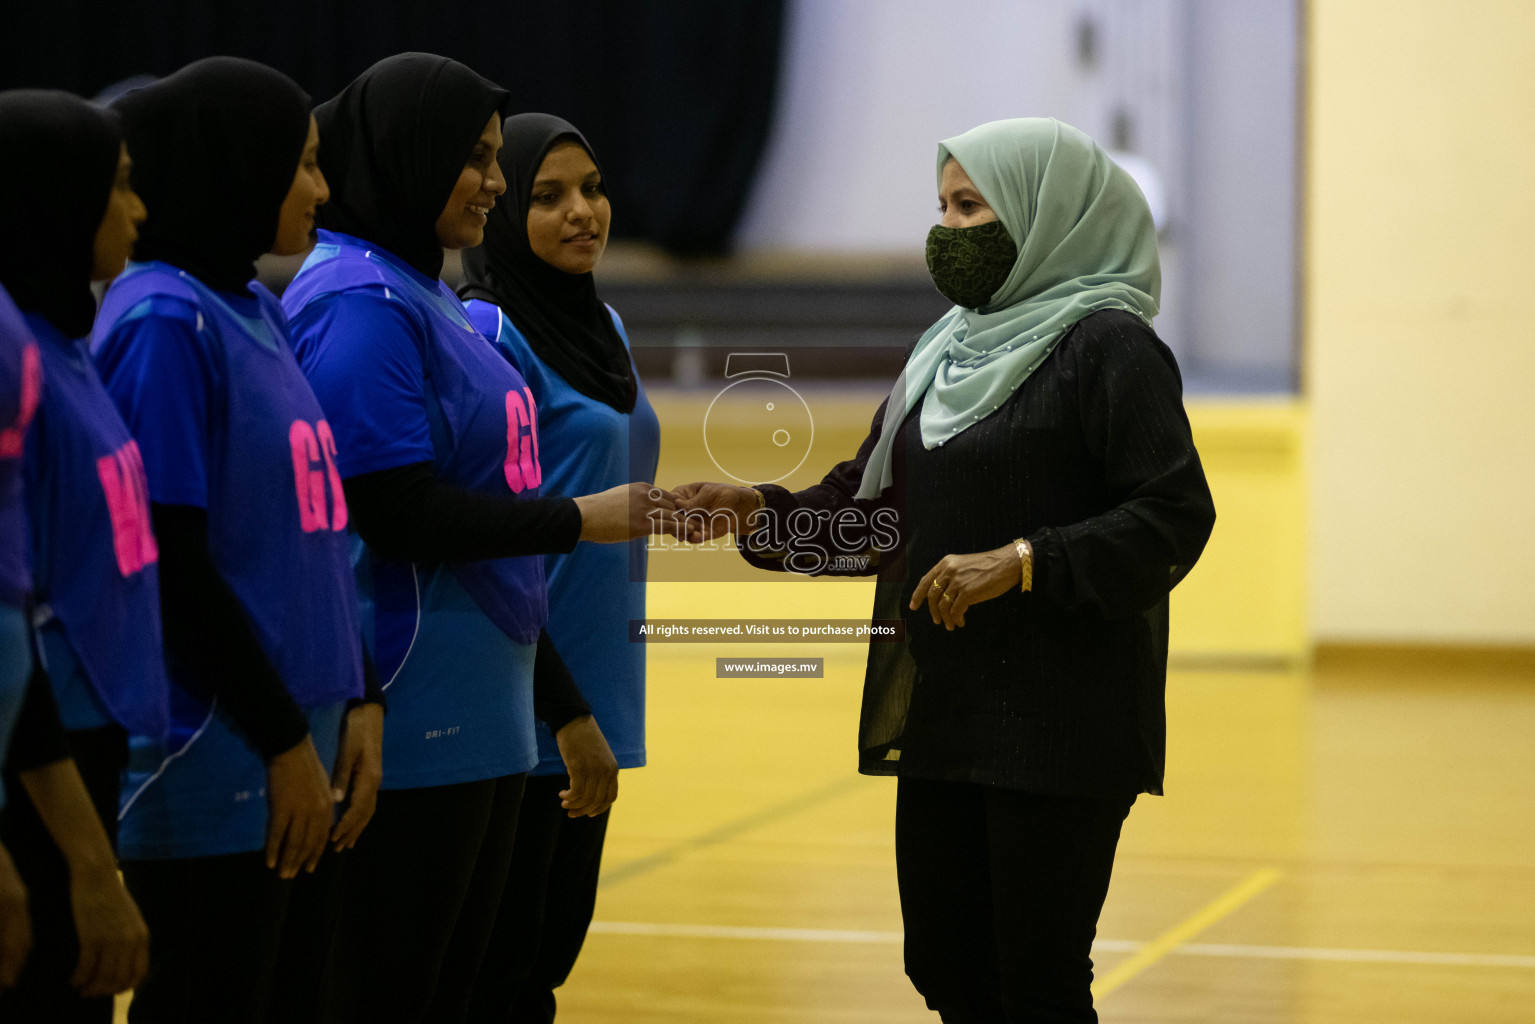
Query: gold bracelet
[[1013, 537, 1033, 593], [743, 487, 766, 534]]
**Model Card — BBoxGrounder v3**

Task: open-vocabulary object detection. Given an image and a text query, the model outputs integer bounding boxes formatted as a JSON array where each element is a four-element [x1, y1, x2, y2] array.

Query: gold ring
[[941, 592, 954, 602], [930, 581, 943, 592]]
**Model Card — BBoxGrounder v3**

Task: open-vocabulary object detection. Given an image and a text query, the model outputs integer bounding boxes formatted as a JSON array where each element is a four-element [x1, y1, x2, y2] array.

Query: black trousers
[[264, 844, 351, 1024], [321, 773, 526, 1024], [124, 812, 357, 1024], [465, 773, 610, 1023], [894, 776, 1134, 1024], [121, 850, 296, 1024], [0, 724, 127, 1024]]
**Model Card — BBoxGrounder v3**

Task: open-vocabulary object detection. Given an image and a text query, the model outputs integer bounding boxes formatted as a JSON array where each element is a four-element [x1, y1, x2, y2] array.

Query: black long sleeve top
[[343, 462, 591, 732], [153, 504, 385, 761], [741, 310, 1215, 799]]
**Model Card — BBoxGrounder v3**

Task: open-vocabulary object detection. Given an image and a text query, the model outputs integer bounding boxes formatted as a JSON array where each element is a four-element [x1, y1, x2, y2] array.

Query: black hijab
[[315, 53, 510, 281], [459, 114, 636, 414], [0, 90, 121, 338], [113, 58, 310, 296]]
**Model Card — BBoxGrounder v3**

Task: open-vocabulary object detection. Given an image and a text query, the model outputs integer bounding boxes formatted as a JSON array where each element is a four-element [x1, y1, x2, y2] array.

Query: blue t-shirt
[[23, 313, 168, 738], [115, 699, 344, 860], [0, 284, 40, 809], [94, 263, 362, 858], [285, 233, 549, 789], [465, 300, 658, 773], [36, 622, 111, 731]]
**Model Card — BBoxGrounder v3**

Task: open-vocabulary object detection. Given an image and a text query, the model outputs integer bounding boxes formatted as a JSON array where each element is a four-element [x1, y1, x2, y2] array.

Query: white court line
[[1177, 942, 1535, 969], [591, 921, 903, 944], [587, 921, 1535, 969], [1095, 867, 1282, 998]]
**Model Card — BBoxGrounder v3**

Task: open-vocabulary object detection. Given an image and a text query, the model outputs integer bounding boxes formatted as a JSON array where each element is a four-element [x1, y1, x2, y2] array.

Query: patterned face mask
[[924, 220, 1018, 309]]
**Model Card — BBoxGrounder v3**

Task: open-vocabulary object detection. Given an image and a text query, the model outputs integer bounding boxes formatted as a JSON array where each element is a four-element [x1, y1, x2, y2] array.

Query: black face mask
[[925, 220, 1018, 309]]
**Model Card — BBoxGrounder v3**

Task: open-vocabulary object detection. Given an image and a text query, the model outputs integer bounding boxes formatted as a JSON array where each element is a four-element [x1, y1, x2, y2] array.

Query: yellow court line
[[1092, 867, 1283, 1000]]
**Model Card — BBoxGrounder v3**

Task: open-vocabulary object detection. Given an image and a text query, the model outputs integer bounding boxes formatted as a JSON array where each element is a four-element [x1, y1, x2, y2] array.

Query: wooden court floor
[[113, 620, 1534, 1023], [543, 582, 1535, 1024]]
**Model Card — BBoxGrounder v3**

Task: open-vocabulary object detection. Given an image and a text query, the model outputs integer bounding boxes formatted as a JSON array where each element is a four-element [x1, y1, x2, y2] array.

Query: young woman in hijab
[[89, 58, 381, 1022], [282, 54, 680, 1023], [675, 118, 1216, 1023], [0, 88, 165, 1019], [456, 112, 658, 1023]]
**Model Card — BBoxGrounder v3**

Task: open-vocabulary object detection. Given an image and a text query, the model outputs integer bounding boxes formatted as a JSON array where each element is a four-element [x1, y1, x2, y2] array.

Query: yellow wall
[[1174, 401, 1308, 662], [1308, 1, 1535, 643]]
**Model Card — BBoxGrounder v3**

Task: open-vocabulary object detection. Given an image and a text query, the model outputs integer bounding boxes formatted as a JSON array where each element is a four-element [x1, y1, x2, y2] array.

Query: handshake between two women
[[583, 479, 1035, 635], [570, 481, 762, 545]]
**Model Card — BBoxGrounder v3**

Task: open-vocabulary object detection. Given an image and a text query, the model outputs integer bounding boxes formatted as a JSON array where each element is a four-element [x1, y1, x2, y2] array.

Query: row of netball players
[[0, 52, 679, 1023]]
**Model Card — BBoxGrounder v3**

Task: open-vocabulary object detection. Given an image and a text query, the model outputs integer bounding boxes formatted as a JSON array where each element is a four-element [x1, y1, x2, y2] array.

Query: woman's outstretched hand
[[671, 481, 761, 541], [574, 482, 690, 542], [909, 545, 1022, 630]]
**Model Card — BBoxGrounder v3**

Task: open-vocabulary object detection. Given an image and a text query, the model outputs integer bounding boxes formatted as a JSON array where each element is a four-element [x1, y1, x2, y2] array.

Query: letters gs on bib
[[289, 418, 348, 533], [504, 386, 542, 493]]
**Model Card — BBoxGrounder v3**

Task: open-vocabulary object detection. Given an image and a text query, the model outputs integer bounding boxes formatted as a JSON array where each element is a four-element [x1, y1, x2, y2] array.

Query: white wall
[[735, 1, 1082, 251], [733, 0, 1300, 389], [1182, 0, 1299, 384]]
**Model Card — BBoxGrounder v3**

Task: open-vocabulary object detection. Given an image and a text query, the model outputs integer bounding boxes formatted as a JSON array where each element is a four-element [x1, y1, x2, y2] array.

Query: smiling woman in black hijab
[[90, 56, 382, 1024], [457, 113, 659, 1023], [284, 54, 681, 1024], [314, 51, 514, 280], [460, 114, 637, 414]]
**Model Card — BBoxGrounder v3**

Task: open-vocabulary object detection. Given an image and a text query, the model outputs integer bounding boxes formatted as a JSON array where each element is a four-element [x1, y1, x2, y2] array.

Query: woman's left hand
[[909, 545, 1022, 630]]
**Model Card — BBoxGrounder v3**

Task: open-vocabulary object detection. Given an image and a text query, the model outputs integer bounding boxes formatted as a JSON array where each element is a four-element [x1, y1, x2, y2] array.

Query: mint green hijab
[[855, 117, 1160, 500]]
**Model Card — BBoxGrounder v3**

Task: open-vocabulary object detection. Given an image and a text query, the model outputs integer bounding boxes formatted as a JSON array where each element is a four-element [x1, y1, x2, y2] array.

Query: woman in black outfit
[[675, 117, 1216, 1023]]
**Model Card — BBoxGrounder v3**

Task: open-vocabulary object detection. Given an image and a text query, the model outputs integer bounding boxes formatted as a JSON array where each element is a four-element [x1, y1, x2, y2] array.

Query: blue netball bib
[[95, 264, 362, 857], [285, 234, 547, 644], [22, 313, 168, 738], [95, 263, 364, 712], [285, 233, 546, 788]]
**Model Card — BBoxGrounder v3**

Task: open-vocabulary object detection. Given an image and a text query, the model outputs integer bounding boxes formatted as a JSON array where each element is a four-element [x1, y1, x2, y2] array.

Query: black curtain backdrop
[[0, 1, 786, 256]]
